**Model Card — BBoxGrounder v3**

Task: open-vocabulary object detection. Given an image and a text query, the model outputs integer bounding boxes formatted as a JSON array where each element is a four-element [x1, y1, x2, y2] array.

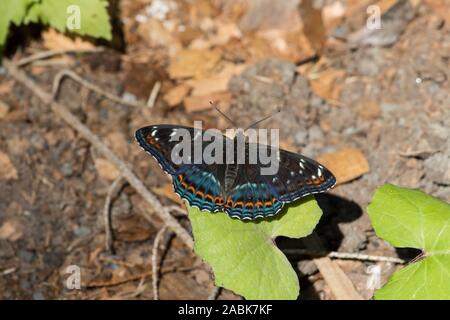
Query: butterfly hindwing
[[223, 145, 336, 219]]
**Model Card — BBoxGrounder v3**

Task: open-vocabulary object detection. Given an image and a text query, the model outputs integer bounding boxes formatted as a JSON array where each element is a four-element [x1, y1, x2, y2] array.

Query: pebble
[[32, 292, 45, 300], [308, 125, 324, 141], [18, 249, 36, 263], [61, 162, 73, 177], [294, 131, 308, 146], [74, 226, 91, 237]]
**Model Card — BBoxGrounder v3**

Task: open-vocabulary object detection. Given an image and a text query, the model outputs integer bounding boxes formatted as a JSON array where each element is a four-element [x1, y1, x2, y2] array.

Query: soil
[[0, 0, 448, 300]]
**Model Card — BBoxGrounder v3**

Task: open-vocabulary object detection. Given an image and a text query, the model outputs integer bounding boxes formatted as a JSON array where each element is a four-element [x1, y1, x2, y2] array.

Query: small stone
[[18, 249, 36, 263], [61, 162, 73, 177], [297, 260, 318, 276], [381, 102, 401, 115], [424, 152, 450, 185], [32, 292, 45, 300], [294, 131, 308, 145], [308, 125, 324, 141], [122, 92, 137, 103], [30, 134, 47, 151], [74, 226, 91, 237]]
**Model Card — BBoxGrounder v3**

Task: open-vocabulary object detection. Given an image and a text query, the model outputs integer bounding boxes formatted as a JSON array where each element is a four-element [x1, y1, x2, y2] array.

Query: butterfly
[[135, 124, 336, 220]]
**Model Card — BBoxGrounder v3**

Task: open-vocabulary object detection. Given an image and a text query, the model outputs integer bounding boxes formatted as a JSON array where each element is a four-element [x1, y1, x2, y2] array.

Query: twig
[[152, 226, 168, 300], [52, 69, 144, 108], [167, 205, 188, 217], [15, 48, 102, 67], [103, 176, 125, 253], [3, 59, 195, 251], [147, 81, 161, 108], [283, 249, 405, 264], [86, 264, 177, 288], [302, 234, 364, 300], [208, 286, 222, 300]]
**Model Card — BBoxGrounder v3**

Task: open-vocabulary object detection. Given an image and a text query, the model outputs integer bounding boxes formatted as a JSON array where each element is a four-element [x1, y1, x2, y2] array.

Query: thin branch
[[52, 69, 144, 108], [147, 81, 161, 108], [283, 249, 405, 264], [152, 226, 168, 300], [15, 48, 102, 67], [302, 234, 364, 300], [3, 59, 194, 251], [103, 175, 125, 253]]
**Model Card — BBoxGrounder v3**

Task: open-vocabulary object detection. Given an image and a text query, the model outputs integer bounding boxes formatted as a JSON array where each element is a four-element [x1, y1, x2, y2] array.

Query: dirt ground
[[0, 0, 449, 300]]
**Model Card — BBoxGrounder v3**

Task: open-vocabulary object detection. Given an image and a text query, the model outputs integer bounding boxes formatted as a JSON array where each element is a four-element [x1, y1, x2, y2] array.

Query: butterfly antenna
[[245, 107, 281, 130], [210, 101, 238, 127]]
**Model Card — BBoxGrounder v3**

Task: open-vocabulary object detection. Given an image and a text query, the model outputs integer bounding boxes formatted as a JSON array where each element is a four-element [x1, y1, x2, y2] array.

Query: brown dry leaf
[[0, 80, 14, 96], [105, 132, 129, 158], [42, 28, 94, 50], [255, 29, 316, 63], [0, 151, 18, 180], [188, 63, 247, 96], [322, 1, 346, 34], [318, 147, 370, 184], [153, 184, 184, 206], [0, 100, 10, 119], [163, 83, 191, 107], [137, 18, 181, 53], [94, 158, 120, 181], [115, 217, 152, 242], [358, 99, 381, 120], [309, 69, 346, 103], [184, 92, 232, 113], [423, 0, 450, 25], [0, 220, 23, 242], [299, 0, 327, 53], [168, 49, 221, 79]]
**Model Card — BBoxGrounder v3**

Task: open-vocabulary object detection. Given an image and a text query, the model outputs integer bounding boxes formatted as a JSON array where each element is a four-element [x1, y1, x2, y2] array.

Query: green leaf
[[25, 0, 112, 40], [188, 196, 322, 300], [0, 0, 38, 46], [367, 184, 450, 300]]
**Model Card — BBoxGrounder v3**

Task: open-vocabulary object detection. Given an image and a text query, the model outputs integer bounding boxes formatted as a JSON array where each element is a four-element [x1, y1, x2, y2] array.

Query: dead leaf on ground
[[168, 49, 221, 79], [105, 132, 129, 158], [358, 99, 381, 120], [42, 28, 94, 50], [187, 63, 247, 96], [299, 0, 327, 53], [0, 151, 18, 180], [322, 1, 346, 34], [153, 183, 185, 206], [0, 100, 11, 119], [424, 0, 450, 26], [137, 18, 181, 53], [163, 83, 191, 107], [309, 69, 346, 103], [115, 216, 153, 242], [184, 92, 232, 113], [318, 147, 370, 184], [0, 220, 23, 242], [94, 158, 120, 181]]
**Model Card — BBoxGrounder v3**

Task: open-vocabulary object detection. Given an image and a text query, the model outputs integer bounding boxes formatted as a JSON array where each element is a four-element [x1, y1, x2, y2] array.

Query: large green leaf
[[0, 0, 38, 46], [25, 0, 112, 40], [367, 184, 450, 299], [188, 196, 322, 300]]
